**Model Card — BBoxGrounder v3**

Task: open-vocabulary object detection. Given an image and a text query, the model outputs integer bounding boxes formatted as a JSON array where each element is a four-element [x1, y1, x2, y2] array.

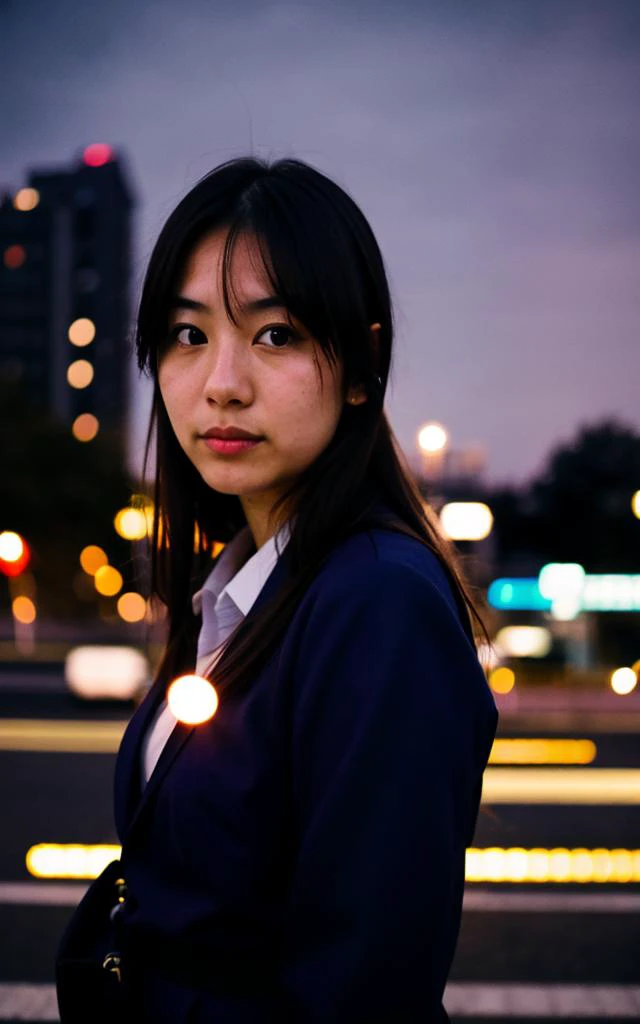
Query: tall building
[[0, 145, 135, 453]]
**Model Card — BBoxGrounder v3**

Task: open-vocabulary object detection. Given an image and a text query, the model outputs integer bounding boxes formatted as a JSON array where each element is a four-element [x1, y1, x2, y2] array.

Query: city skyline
[[2, 0, 639, 485]]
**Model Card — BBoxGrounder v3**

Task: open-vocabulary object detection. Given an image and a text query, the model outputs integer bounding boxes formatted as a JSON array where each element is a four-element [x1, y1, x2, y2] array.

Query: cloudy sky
[[2, 0, 639, 485]]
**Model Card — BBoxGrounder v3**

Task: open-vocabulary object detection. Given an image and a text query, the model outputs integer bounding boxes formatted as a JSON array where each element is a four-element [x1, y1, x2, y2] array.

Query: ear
[[345, 323, 383, 406], [345, 385, 368, 406]]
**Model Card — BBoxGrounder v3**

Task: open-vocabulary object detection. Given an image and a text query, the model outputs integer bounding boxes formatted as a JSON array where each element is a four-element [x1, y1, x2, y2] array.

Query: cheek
[[273, 369, 342, 451], [158, 366, 191, 439]]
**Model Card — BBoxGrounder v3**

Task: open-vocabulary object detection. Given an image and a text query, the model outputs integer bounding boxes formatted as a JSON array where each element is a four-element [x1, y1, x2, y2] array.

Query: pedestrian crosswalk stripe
[[3, 881, 640, 913], [1, 982, 640, 1019]]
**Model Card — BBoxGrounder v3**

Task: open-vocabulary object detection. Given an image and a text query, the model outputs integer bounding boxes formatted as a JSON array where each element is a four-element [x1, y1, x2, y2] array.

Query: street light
[[417, 421, 449, 492]]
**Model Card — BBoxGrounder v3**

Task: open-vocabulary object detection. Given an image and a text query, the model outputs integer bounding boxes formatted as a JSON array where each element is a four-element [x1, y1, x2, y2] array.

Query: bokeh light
[[611, 667, 637, 696], [67, 318, 96, 346], [114, 507, 148, 541], [67, 359, 94, 389], [0, 531, 25, 563], [465, 847, 640, 884], [72, 413, 99, 442], [12, 596, 36, 624], [83, 144, 114, 167], [495, 626, 552, 658], [489, 738, 596, 765], [417, 422, 448, 453], [3, 245, 27, 269], [117, 592, 147, 623], [489, 667, 516, 694], [94, 565, 123, 597], [79, 545, 108, 576], [0, 531, 30, 576], [13, 188, 40, 212], [167, 674, 219, 725], [26, 843, 121, 880], [439, 502, 494, 541]]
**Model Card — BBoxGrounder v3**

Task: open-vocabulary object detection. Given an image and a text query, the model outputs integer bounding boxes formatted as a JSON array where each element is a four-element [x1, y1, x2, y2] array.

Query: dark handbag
[[55, 858, 130, 1023]]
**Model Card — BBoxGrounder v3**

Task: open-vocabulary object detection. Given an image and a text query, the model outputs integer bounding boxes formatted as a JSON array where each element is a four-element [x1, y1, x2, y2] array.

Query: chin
[[197, 466, 267, 497]]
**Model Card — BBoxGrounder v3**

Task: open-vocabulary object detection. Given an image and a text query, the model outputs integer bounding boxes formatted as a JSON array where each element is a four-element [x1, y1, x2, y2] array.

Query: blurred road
[[0, 663, 639, 1022]]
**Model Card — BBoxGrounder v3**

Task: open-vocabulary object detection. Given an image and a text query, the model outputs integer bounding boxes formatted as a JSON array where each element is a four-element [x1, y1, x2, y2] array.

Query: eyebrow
[[169, 294, 287, 315]]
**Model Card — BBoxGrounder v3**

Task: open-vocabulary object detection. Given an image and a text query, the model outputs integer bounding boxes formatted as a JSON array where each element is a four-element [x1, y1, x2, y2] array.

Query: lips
[[202, 436, 263, 455], [202, 427, 264, 441]]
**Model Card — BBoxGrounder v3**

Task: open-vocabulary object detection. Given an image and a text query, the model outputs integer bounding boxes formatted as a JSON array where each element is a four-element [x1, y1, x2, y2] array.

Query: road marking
[[462, 889, 640, 912], [0, 984, 58, 1021], [1, 982, 640, 1019], [0, 882, 87, 906], [0, 719, 126, 752], [445, 982, 640, 1017], [3, 881, 640, 914]]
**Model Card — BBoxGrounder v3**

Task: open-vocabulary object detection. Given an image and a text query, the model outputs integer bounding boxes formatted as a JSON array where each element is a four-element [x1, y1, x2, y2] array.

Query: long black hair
[[136, 156, 491, 697]]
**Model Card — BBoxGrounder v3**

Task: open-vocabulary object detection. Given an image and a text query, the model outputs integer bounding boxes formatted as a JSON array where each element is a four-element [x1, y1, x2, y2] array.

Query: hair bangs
[[218, 197, 343, 373]]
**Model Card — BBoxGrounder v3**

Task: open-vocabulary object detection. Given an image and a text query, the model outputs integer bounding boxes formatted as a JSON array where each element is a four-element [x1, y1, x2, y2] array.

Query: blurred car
[[65, 645, 149, 701]]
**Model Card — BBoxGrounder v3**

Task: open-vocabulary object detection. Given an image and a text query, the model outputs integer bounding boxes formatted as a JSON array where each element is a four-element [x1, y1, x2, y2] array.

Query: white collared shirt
[[140, 520, 291, 787]]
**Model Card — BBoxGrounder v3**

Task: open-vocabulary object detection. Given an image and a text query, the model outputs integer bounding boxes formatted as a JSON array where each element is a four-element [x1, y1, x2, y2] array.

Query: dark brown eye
[[256, 325, 299, 348], [168, 324, 207, 347]]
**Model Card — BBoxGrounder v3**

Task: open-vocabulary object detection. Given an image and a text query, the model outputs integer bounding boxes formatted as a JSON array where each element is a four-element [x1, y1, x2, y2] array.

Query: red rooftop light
[[83, 144, 114, 168]]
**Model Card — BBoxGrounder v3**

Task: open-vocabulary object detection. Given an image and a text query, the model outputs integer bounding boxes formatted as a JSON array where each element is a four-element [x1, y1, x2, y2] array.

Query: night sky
[[2, 0, 639, 485]]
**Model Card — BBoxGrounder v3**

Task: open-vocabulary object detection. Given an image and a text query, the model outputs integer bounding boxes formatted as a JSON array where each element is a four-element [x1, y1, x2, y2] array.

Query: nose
[[203, 335, 253, 407]]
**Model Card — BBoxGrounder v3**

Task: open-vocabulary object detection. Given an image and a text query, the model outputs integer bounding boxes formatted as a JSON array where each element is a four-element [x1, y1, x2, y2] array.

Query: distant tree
[[0, 378, 138, 619], [526, 419, 640, 572]]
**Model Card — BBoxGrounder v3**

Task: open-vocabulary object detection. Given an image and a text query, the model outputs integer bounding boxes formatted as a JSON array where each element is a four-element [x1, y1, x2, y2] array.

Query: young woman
[[56, 156, 498, 1023]]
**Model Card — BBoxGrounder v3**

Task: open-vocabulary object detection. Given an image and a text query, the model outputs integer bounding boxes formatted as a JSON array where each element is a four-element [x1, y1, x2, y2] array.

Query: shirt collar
[[192, 519, 292, 618]]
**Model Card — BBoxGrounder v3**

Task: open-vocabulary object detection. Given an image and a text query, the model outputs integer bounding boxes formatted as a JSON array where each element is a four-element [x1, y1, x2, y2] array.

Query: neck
[[240, 492, 288, 550]]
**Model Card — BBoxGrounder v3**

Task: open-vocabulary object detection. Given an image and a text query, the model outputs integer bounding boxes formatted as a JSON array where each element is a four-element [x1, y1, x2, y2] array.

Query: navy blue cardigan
[[107, 522, 498, 1022]]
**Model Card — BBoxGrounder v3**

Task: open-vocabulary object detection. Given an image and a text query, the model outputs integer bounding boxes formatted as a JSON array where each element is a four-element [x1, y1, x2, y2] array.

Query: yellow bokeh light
[[79, 545, 108, 576], [632, 491, 640, 520], [0, 531, 25, 563], [489, 738, 596, 765], [117, 592, 147, 623], [26, 843, 121, 880], [94, 565, 123, 597], [114, 507, 148, 541], [67, 359, 94, 389], [72, 413, 99, 442], [465, 846, 640, 883], [611, 667, 637, 696], [12, 596, 36, 624], [13, 188, 40, 212], [488, 666, 515, 694], [417, 422, 448, 454], [167, 674, 219, 725], [68, 318, 96, 346]]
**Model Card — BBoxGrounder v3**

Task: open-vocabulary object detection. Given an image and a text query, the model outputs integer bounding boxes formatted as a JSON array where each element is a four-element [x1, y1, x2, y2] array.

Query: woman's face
[[158, 228, 358, 537]]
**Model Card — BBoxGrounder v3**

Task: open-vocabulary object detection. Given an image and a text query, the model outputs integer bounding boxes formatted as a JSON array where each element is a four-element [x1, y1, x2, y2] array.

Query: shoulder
[[318, 526, 461, 612], [292, 524, 472, 647]]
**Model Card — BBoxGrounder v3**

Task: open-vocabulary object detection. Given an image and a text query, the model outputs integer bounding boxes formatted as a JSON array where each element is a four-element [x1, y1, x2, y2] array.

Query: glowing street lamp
[[418, 422, 448, 455], [417, 421, 449, 489]]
